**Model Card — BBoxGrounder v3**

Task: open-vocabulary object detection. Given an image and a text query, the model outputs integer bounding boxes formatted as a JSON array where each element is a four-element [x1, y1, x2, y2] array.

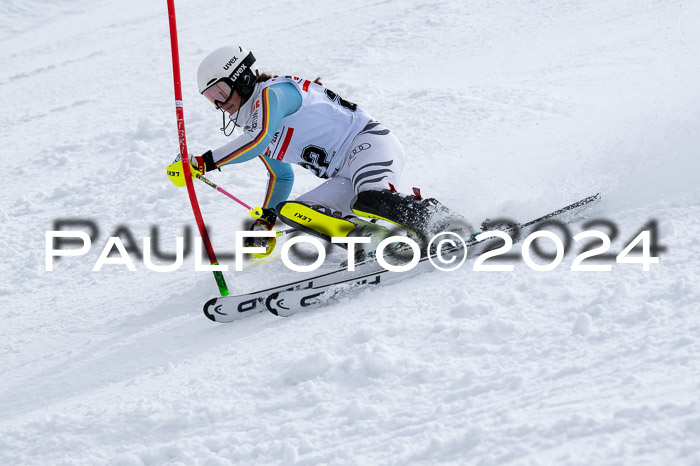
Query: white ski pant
[[294, 121, 406, 217]]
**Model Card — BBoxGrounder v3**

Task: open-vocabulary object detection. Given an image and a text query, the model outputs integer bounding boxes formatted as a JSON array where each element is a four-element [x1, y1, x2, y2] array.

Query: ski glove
[[244, 208, 278, 258], [166, 151, 215, 187]]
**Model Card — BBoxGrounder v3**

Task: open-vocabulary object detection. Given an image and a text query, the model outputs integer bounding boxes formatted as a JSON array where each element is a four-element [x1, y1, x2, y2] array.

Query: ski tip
[[203, 297, 219, 322], [265, 292, 281, 316]]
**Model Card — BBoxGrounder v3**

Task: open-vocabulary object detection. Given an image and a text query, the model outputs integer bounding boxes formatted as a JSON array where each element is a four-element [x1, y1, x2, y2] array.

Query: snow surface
[[2, 0, 700, 464]]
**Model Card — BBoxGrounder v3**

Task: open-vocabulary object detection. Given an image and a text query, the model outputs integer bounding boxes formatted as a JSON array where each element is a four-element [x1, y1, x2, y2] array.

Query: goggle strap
[[231, 52, 256, 82]]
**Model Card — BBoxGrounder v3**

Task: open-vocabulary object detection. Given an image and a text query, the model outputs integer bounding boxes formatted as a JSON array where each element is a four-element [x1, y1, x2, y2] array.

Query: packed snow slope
[[2, 0, 700, 464]]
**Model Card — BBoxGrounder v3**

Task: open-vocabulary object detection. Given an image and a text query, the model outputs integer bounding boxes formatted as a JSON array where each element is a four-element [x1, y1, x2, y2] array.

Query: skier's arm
[[258, 156, 294, 210], [209, 83, 302, 167]]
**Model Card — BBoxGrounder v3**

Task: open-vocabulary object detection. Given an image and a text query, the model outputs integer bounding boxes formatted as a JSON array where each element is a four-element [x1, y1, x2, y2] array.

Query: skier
[[167, 45, 461, 256]]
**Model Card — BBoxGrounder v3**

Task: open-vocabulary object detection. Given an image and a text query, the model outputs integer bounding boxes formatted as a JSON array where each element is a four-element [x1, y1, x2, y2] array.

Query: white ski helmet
[[197, 45, 259, 106]]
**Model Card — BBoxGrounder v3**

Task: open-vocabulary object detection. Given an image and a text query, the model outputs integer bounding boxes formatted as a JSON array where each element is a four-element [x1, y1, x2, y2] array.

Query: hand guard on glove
[[244, 208, 278, 258], [166, 151, 213, 187]]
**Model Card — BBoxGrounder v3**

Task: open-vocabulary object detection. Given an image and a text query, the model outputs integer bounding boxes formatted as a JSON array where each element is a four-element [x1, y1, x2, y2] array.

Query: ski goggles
[[202, 79, 235, 108]]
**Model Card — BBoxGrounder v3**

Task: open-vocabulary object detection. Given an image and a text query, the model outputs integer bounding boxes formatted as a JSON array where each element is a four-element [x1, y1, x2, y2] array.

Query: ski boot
[[351, 188, 473, 252]]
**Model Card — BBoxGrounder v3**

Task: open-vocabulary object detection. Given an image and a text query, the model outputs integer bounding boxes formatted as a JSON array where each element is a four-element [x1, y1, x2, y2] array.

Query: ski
[[266, 192, 603, 317], [203, 254, 391, 322], [203, 193, 600, 322]]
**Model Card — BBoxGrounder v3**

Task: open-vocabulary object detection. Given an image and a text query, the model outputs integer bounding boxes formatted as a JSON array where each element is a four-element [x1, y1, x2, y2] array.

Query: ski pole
[[273, 227, 296, 237], [195, 174, 263, 219], [195, 175, 297, 237]]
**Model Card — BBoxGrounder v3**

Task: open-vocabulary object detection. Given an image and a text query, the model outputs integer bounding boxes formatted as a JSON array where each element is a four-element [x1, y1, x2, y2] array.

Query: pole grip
[[250, 206, 263, 219]]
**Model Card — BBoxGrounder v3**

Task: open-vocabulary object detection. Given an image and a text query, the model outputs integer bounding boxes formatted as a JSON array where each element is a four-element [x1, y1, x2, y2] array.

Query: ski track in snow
[[1, 0, 700, 464]]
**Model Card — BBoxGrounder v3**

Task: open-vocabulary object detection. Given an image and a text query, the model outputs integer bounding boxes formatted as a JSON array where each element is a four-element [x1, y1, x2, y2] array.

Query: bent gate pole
[[166, 0, 229, 296]]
